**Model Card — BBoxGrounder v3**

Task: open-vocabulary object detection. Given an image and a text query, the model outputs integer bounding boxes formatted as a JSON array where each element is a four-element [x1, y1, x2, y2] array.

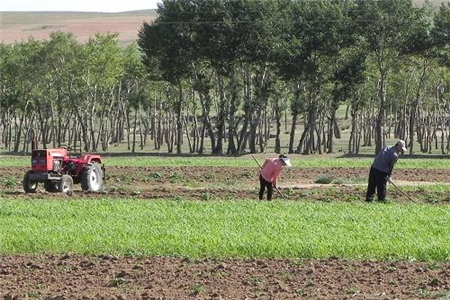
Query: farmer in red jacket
[[259, 154, 292, 201]]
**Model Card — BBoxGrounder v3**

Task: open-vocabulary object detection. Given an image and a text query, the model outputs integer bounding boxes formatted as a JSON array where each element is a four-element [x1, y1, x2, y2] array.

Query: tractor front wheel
[[23, 170, 38, 193], [81, 163, 103, 192], [59, 175, 73, 194]]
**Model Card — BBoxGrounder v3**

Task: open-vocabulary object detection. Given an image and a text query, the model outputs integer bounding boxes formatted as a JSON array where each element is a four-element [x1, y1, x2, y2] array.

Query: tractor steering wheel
[[60, 145, 73, 152]]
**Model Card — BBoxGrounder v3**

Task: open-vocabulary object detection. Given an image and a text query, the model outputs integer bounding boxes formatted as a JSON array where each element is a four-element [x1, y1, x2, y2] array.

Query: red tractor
[[23, 147, 105, 194]]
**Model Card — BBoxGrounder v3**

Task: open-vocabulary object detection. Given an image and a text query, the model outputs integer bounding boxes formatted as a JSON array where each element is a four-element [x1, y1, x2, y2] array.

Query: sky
[[0, 0, 160, 13]]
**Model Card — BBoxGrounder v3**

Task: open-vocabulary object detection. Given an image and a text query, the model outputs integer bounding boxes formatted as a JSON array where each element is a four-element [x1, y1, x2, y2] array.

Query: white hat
[[396, 140, 407, 152], [282, 157, 292, 167]]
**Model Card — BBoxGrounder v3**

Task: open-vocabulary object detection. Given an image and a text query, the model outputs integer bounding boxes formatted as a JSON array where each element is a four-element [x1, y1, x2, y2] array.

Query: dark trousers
[[259, 174, 273, 201], [366, 167, 389, 201]]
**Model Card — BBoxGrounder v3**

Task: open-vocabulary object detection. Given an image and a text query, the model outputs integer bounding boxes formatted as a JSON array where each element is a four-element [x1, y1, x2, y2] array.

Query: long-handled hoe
[[251, 155, 287, 199], [388, 178, 418, 203]]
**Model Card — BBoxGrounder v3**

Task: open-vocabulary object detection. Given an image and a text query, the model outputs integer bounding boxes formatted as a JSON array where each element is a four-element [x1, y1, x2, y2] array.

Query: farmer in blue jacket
[[366, 140, 407, 202]]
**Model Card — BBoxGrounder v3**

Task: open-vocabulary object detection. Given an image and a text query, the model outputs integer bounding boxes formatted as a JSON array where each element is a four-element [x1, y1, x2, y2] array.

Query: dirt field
[[2, 254, 450, 300], [2, 165, 450, 203], [2, 165, 450, 299], [0, 12, 157, 46]]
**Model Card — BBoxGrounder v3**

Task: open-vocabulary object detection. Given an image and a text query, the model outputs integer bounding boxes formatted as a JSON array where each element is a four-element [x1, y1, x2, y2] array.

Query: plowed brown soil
[[1, 14, 157, 46], [2, 255, 450, 300], [2, 166, 450, 299], [2, 166, 450, 203]]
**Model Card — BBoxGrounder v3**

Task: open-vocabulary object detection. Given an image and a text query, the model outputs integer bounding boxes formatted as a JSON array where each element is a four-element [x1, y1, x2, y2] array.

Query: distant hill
[[0, 10, 158, 47], [1, 1, 449, 47]]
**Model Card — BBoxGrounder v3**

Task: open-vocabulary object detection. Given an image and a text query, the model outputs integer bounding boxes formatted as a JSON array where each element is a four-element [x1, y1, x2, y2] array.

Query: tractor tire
[[44, 180, 59, 193], [23, 170, 38, 193], [81, 163, 103, 192], [59, 175, 73, 194]]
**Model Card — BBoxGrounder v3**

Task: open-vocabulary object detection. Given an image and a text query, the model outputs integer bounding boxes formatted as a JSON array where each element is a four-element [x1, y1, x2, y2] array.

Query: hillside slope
[[1, 1, 450, 46], [0, 10, 157, 46]]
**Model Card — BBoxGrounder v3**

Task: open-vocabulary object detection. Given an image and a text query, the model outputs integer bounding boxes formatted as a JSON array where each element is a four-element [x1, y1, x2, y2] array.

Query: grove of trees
[[1, 0, 450, 155]]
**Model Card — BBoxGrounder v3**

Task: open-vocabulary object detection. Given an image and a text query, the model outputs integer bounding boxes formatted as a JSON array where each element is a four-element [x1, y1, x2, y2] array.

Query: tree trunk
[[176, 81, 184, 155], [375, 72, 387, 154], [213, 72, 226, 154], [288, 112, 298, 154], [227, 66, 238, 154]]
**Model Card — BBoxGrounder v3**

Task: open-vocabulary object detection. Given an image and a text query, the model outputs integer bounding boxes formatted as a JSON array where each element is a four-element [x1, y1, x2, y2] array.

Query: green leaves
[[2, 198, 450, 260]]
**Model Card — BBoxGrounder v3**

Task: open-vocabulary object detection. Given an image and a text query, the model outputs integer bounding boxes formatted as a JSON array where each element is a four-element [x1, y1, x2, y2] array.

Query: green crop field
[[1, 198, 449, 261], [3, 154, 450, 169]]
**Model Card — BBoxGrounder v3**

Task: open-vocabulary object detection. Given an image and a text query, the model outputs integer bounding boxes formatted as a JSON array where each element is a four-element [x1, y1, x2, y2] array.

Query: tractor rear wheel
[[59, 175, 73, 194], [44, 181, 59, 192], [23, 170, 38, 193], [81, 163, 103, 192]]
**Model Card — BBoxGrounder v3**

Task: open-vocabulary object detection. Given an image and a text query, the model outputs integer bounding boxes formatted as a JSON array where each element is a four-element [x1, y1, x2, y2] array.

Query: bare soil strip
[[2, 166, 450, 203], [1, 254, 450, 300]]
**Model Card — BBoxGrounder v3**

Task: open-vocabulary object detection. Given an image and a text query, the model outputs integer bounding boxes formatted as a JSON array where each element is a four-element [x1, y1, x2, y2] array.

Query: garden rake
[[388, 178, 417, 203]]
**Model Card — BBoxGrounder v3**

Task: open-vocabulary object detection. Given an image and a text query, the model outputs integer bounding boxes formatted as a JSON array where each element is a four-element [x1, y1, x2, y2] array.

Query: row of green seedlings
[[0, 175, 18, 188], [113, 172, 216, 184], [314, 175, 366, 185], [314, 175, 450, 203]]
